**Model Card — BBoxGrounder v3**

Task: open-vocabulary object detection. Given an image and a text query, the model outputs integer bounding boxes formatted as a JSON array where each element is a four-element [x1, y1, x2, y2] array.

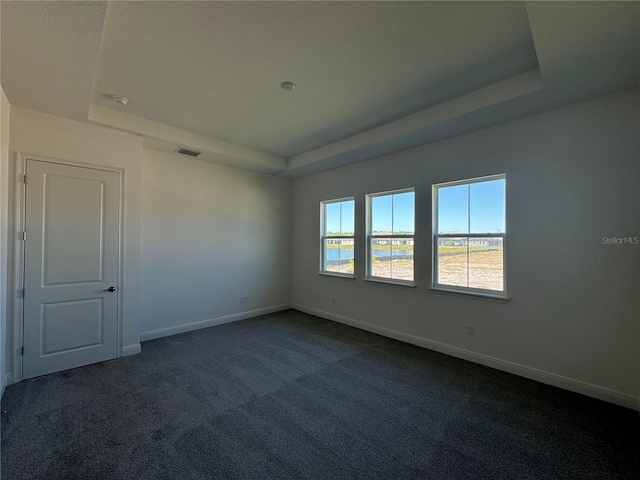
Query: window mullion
[[438, 233, 505, 238], [466, 239, 470, 288], [467, 184, 470, 235], [371, 235, 413, 239], [390, 194, 394, 278], [391, 194, 394, 235]]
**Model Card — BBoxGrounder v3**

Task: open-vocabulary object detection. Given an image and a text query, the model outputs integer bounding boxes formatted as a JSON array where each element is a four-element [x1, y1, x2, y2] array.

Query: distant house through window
[[433, 174, 506, 297], [366, 189, 415, 285], [320, 198, 355, 277]]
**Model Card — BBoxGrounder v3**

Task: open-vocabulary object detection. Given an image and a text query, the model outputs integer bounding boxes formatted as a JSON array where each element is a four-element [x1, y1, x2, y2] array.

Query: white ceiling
[[2, 1, 638, 177]]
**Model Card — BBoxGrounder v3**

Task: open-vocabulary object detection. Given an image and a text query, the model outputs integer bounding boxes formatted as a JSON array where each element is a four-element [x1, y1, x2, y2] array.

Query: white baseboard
[[122, 343, 141, 357], [139, 304, 291, 343], [292, 304, 639, 411]]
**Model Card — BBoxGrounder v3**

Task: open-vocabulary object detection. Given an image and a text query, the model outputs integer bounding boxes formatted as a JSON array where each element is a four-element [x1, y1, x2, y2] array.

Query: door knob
[[106, 286, 116, 292]]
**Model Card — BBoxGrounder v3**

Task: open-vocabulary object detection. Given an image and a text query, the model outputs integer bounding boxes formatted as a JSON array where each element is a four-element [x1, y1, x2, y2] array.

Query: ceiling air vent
[[175, 146, 202, 157]]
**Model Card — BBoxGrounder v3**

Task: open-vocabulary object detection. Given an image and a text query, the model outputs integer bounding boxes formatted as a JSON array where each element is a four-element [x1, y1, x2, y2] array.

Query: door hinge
[[20, 231, 27, 241], [17, 289, 24, 298], [18, 174, 26, 184], [21, 346, 24, 356]]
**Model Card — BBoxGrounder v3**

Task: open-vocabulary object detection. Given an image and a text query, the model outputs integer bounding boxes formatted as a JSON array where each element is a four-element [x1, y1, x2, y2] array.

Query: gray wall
[[292, 90, 639, 407], [139, 149, 292, 339]]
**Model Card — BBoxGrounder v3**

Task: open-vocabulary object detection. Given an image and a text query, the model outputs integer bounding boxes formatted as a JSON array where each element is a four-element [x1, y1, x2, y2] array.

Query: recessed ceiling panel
[[92, 1, 538, 157]]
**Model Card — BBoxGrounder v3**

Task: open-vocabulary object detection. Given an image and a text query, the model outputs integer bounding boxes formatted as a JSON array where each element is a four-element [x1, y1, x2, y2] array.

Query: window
[[366, 189, 415, 285], [433, 174, 506, 297], [320, 198, 355, 277]]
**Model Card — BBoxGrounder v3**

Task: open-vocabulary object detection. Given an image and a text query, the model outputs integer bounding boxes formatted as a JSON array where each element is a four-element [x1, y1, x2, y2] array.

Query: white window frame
[[432, 174, 507, 299], [366, 188, 415, 287], [320, 197, 355, 278]]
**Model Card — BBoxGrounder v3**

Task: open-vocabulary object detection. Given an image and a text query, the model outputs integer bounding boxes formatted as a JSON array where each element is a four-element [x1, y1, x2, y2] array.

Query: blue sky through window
[[438, 178, 505, 233], [325, 180, 503, 236], [325, 200, 354, 235], [372, 191, 414, 233]]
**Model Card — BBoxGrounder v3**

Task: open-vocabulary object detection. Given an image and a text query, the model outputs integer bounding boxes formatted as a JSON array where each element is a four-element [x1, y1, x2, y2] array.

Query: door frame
[[13, 153, 125, 382]]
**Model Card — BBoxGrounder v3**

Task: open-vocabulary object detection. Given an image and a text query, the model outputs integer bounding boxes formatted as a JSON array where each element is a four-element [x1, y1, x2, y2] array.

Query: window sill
[[319, 271, 355, 280], [430, 286, 509, 302], [365, 277, 416, 288]]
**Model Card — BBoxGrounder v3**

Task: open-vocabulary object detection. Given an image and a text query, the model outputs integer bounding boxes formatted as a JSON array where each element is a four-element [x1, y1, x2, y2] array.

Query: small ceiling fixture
[[280, 81, 295, 91], [112, 95, 129, 106]]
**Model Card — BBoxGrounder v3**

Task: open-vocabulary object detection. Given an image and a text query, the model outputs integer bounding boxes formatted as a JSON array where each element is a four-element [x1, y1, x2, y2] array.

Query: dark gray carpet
[[1, 309, 638, 480]]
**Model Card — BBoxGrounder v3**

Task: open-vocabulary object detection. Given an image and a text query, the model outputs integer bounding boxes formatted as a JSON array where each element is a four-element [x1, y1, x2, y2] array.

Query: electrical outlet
[[240, 296, 249, 304], [466, 324, 475, 336], [332, 297, 336, 304]]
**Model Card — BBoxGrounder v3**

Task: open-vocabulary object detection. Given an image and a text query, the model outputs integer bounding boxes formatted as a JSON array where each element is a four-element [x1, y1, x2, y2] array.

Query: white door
[[23, 159, 120, 379]]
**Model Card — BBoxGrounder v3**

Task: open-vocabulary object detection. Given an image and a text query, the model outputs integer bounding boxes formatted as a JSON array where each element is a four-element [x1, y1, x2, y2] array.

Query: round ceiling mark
[[112, 95, 129, 106], [280, 81, 295, 91]]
